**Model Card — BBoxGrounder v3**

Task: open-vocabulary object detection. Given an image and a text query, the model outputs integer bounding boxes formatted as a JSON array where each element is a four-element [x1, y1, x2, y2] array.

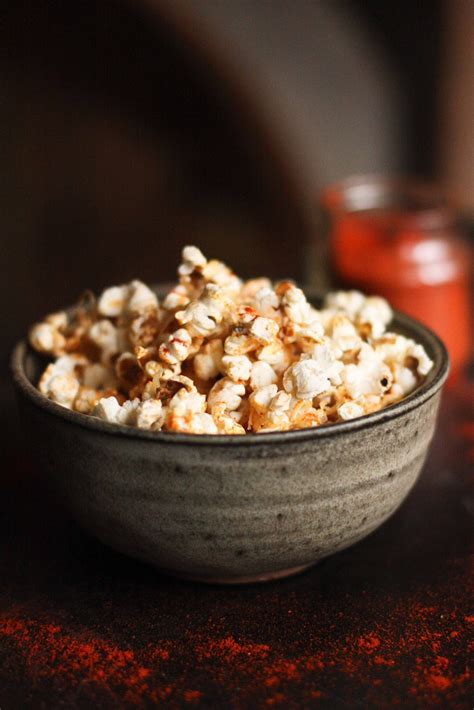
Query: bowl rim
[[11, 306, 449, 447]]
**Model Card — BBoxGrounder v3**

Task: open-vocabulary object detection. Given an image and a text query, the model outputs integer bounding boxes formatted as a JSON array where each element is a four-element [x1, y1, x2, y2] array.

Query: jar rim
[[321, 174, 456, 231]]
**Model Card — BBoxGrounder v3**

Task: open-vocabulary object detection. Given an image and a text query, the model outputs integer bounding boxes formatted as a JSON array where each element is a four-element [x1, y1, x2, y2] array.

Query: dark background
[[0, 1, 446, 361]]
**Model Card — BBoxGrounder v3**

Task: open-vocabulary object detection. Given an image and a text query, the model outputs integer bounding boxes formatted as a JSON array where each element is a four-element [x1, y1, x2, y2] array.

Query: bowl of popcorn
[[12, 246, 448, 583]]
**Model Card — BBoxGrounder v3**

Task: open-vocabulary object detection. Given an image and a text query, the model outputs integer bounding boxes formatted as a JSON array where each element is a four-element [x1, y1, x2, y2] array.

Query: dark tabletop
[[0, 373, 472, 710]]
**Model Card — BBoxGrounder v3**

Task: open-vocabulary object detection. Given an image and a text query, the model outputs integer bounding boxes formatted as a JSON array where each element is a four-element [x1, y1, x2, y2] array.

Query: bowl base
[[163, 561, 317, 585]]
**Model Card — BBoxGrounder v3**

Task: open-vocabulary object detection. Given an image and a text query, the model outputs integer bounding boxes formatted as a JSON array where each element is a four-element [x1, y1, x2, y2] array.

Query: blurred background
[[1, 0, 472, 434]]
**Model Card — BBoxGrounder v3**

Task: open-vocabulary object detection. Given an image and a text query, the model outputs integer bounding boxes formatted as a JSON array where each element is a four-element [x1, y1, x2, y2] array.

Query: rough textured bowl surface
[[11, 305, 449, 584]]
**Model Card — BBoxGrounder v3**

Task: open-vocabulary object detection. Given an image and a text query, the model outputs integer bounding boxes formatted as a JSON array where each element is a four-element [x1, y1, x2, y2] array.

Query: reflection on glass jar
[[322, 175, 471, 375]]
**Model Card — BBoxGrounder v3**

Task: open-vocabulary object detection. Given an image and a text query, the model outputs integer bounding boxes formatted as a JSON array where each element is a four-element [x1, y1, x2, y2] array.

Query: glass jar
[[321, 175, 471, 374]]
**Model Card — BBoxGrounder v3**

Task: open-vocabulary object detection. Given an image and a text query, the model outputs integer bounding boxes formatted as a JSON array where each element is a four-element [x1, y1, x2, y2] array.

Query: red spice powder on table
[[1, 595, 472, 708]]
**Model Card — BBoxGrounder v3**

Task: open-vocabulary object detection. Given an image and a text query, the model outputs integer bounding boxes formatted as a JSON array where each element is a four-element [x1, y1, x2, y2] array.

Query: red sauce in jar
[[324, 178, 471, 375]]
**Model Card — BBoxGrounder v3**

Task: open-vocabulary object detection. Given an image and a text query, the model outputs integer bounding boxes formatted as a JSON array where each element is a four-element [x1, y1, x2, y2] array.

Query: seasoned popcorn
[[29, 246, 434, 434]]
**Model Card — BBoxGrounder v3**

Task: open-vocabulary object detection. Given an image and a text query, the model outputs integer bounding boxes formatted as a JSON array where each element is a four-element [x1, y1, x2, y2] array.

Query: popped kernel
[[249, 316, 279, 344], [42, 372, 80, 409], [283, 359, 331, 400], [88, 320, 120, 364], [338, 401, 364, 421], [38, 354, 86, 408], [251, 286, 280, 319], [159, 328, 192, 365], [249, 361, 278, 390], [162, 284, 190, 311], [221, 355, 252, 383], [136, 399, 164, 430], [279, 283, 324, 346], [327, 315, 361, 352], [342, 344, 392, 399], [257, 339, 293, 374], [29, 311, 68, 356], [127, 280, 159, 314], [207, 377, 245, 412], [193, 339, 223, 380], [82, 362, 117, 390], [167, 412, 218, 435], [31, 245, 434, 434], [178, 245, 207, 276], [98, 285, 129, 317], [92, 396, 139, 425], [74, 386, 102, 414], [176, 284, 231, 338], [211, 404, 246, 435]]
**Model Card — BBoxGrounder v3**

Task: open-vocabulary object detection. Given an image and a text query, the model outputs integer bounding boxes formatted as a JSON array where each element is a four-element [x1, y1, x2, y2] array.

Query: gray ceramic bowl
[[11, 304, 448, 584]]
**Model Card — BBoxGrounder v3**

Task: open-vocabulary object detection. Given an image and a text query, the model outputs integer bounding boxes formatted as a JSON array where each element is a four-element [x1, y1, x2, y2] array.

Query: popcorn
[[224, 332, 258, 356], [392, 364, 418, 395], [82, 363, 117, 390], [168, 387, 206, 417], [93, 395, 122, 422], [169, 412, 218, 434], [136, 399, 164, 430], [38, 354, 85, 408], [283, 345, 343, 400], [127, 280, 158, 314], [406, 342, 433, 377], [118, 398, 141, 424], [251, 286, 280, 318], [249, 361, 277, 390], [249, 384, 279, 414], [211, 404, 246, 435], [46, 311, 68, 330], [223, 308, 279, 357], [357, 296, 392, 338], [279, 283, 324, 346], [43, 373, 80, 409], [338, 401, 364, 421], [284, 359, 329, 400], [221, 355, 252, 382], [342, 345, 392, 399], [311, 342, 344, 386], [208, 377, 246, 412], [159, 329, 192, 365], [324, 290, 366, 318], [324, 291, 392, 339], [176, 302, 216, 337], [115, 352, 145, 394], [29, 311, 68, 356], [74, 386, 101, 414], [249, 316, 279, 344], [178, 245, 207, 276], [176, 284, 231, 338], [162, 284, 190, 311], [202, 260, 242, 294], [288, 399, 327, 429], [373, 333, 433, 377], [193, 339, 223, 380], [165, 387, 217, 433], [327, 315, 361, 352], [31, 245, 433, 434], [257, 340, 292, 374], [128, 312, 160, 348], [88, 320, 120, 364], [262, 390, 292, 431], [177, 246, 242, 297], [98, 285, 129, 317], [29, 322, 64, 355], [240, 278, 273, 301]]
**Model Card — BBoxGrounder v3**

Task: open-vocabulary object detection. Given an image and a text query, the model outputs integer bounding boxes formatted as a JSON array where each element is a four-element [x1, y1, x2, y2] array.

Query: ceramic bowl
[[11, 304, 448, 584]]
